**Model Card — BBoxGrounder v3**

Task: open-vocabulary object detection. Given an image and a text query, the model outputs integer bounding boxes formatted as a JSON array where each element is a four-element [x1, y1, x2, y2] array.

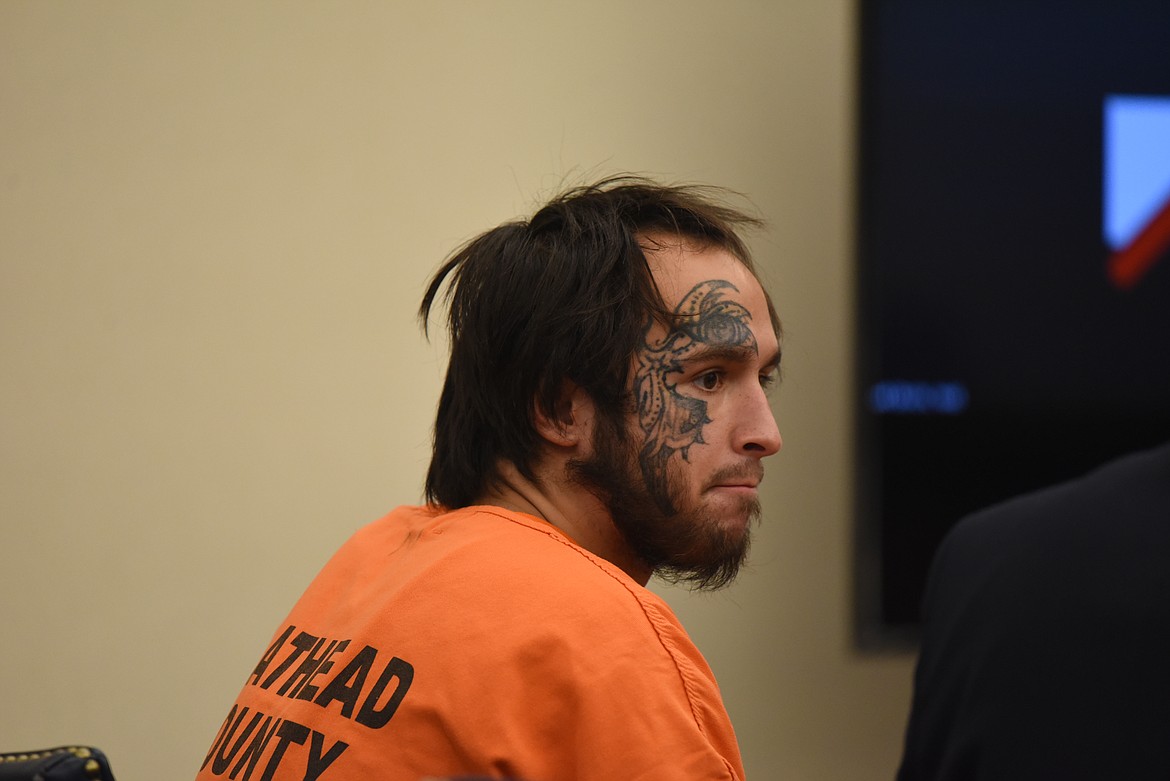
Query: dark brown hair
[[418, 175, 773, 508]]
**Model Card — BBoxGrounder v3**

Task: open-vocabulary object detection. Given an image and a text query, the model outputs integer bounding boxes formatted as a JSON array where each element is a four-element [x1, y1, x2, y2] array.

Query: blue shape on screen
[[868, 381, 970, 415], [1103, 94, 1170, 250]]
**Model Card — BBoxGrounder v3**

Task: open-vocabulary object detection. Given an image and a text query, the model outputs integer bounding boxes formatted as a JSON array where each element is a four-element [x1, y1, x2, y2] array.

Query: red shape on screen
[[1108, 194, 1170, 290]]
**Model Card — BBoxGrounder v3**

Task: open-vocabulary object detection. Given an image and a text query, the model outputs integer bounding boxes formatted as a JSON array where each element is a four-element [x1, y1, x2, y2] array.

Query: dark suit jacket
[[897, 441, 1170, 780]]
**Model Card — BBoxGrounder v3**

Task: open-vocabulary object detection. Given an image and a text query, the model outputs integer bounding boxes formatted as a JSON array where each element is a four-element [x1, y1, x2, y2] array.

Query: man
[[897, 440, 1170, 780], [196, 176, 783, 781]]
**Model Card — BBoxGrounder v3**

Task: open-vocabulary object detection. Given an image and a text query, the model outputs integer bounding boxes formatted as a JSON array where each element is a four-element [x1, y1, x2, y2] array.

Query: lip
[[705, 462, 765, 495], [708, 484, 759, 495]]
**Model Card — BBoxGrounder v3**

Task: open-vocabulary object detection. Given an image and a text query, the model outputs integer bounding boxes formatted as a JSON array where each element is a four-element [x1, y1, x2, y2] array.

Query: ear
[[533, 380, 595, 448]]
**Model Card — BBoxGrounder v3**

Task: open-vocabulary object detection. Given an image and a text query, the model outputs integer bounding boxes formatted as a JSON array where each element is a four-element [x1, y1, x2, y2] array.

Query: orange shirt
[[196, 505, 745, 781]]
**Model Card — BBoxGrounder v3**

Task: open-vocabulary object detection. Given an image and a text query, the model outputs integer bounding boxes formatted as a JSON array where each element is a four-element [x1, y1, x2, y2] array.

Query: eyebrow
[[680, 343, 782, 370]]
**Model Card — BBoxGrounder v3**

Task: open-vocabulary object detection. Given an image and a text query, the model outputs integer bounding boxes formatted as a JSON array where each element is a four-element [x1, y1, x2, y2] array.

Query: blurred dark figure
[[897, 441, 1170, 780]]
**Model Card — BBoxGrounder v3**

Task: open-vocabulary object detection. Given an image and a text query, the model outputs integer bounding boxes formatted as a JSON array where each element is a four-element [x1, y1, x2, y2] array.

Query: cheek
[[695, 408, 730, 451], [669, 449, 708, 494]]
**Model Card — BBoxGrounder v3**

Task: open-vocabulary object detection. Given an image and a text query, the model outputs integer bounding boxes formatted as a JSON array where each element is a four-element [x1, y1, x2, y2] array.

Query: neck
[[476, 459, 653, 586]]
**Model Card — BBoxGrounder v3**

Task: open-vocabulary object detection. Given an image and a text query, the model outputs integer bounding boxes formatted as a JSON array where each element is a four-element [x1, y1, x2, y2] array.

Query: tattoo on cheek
[[633, 279, 758, 514]]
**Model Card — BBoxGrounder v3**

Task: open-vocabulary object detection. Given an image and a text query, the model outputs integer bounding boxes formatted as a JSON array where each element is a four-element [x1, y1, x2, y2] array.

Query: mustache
[[704, 462, 764, 489]]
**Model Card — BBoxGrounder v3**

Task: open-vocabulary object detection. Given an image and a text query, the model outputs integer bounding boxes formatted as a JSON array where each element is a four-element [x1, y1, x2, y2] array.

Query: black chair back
[[0, 747, 115, 781]]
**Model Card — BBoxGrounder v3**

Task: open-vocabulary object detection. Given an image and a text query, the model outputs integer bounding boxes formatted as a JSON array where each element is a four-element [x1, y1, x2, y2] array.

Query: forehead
[[640, 235, 777, 348]]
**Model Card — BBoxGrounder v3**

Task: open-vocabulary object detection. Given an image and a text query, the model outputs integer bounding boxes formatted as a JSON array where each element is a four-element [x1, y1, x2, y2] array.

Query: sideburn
[[566, 405, 755, 591]]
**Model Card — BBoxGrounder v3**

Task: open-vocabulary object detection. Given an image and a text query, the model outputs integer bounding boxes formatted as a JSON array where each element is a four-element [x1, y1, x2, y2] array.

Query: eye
[[695, 370, 723, 392], [759, 369, 780, 391]]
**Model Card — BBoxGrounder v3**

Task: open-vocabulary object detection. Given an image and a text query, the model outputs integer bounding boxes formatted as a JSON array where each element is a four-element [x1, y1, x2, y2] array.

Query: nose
[[734, 385, 782, 458]]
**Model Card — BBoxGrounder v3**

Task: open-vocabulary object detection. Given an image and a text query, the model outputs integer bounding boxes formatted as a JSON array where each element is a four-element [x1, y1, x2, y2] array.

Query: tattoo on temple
[[633, 279, 758, 515]]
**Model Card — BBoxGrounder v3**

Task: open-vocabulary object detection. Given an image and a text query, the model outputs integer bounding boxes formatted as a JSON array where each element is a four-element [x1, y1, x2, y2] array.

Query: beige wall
[[0, 3, 916, 779]]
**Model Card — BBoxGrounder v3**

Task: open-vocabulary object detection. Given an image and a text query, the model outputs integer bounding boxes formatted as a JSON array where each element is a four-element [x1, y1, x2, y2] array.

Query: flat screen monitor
[[854, 0, 1170, 649]]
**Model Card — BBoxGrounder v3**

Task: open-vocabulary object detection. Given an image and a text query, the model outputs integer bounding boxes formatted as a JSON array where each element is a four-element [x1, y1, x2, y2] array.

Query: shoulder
[[340, 504, 694, 645], [940, 440, 1170, 559], [219, 504, 744, 780], [344, 506, 740, 777], [923, 441, 1170, 621], [902, 445, 1170, 779], [440, 506, 695, 643], [425, 508, 740, 778]]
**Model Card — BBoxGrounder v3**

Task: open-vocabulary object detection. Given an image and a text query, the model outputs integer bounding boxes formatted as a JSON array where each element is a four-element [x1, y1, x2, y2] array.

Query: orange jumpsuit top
[[196, 505, 746, 781]]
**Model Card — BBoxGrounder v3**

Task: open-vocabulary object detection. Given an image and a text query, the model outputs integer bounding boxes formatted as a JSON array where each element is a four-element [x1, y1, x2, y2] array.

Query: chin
[[701, 492, 760, 527]]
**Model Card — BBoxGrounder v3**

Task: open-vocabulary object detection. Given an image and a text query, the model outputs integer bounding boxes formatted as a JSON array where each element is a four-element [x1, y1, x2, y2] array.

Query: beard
[[566, 409, 759, 591]]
